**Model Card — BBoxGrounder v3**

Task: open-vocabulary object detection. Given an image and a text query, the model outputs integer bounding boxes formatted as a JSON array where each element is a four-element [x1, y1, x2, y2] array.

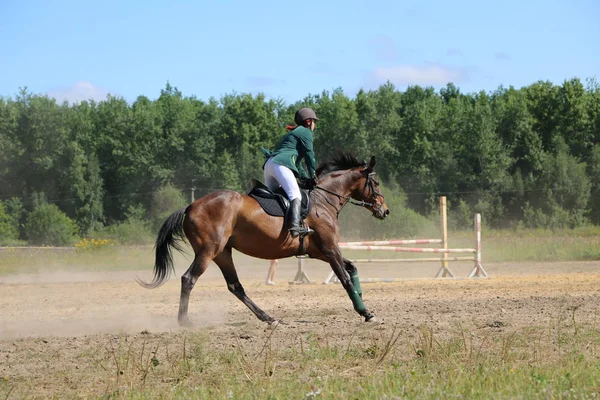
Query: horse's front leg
[[343, 257, 364, 301], [324, 249, 376, 322]]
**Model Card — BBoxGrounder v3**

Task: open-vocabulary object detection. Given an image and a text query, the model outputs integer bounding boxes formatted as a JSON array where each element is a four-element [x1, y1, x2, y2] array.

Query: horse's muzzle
[[374, 207, 390, 220]]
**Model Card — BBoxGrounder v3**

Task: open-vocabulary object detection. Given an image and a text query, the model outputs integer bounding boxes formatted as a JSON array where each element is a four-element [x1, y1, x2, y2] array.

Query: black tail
[[137, 208, 187, 289]]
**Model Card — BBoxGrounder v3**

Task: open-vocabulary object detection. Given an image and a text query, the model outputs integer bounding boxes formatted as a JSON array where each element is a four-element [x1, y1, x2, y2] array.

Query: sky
[[1, 0, 598, 105]]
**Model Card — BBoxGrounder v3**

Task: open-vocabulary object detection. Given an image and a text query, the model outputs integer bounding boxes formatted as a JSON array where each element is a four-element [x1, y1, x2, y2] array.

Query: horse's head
[[353, 156, 390, 220], [315, 153, 390, 220]]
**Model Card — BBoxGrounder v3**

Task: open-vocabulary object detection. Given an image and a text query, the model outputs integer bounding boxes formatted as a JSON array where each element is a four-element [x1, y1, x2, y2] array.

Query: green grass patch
[[15, 318, 596, 399], [0, 246, 158, 276], [2, 226, 600, 276], [452, 227, 600, 262]]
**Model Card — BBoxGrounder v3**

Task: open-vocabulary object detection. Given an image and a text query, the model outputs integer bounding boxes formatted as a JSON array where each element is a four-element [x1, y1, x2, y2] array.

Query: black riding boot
[[288, 198, 314, 238]]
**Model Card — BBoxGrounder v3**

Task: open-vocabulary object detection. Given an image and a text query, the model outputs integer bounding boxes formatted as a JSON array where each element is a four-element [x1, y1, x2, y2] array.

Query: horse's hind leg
[[178, 252, 211, 326], [214, 246, 276, 324]]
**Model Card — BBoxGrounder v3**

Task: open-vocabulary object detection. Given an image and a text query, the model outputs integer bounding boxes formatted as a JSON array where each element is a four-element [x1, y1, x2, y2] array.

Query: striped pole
[[339, 239, 442, 246], [357, 278, 406, 283], [339, 245, 477, 253], [345, 257, 475, 263]]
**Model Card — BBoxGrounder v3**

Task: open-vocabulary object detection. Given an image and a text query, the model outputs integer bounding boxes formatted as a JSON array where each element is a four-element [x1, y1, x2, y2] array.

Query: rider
[[262, 107, 319, 238]]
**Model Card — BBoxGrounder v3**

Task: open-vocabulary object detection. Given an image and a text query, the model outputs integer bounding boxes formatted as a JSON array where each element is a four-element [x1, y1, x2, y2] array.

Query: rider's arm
[[296, 159, 309, 179], [298, 131, 317, 178]]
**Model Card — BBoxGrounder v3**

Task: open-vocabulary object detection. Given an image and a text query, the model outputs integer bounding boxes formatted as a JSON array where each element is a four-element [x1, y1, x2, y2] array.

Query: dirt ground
[[1, 257, 600, 398]]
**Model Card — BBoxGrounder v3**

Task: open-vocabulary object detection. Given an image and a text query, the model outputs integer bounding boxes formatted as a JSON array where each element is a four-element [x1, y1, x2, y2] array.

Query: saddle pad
[[249, 195, 288, 217], [248, 187, 311, 219]]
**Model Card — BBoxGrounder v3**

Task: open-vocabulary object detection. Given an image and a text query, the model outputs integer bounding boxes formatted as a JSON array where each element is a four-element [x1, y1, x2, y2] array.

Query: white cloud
[[370, 64, 468, 86], [47, 81, 111, 104]]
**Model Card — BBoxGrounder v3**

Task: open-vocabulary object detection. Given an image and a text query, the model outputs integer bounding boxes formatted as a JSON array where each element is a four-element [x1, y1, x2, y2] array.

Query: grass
[[451, 226, 600, 262], [0, 245, 157, 276], [1, 226, 600, 277], [103, 320, 600, 399], [4, 314, 598, 399]]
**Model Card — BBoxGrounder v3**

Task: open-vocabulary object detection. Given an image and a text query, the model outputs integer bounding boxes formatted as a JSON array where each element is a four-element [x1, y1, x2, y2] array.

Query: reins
[[312, 172, 383, 217]]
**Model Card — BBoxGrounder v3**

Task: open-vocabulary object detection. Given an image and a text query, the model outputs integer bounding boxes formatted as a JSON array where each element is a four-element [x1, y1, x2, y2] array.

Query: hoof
[[267, 320, 280, 329], [267, 319, 287, 329], [365, 314, 378, 323]]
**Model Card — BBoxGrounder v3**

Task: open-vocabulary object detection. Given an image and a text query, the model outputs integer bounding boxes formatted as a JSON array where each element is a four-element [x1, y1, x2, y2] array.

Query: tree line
[[0, 77, 599, 245]]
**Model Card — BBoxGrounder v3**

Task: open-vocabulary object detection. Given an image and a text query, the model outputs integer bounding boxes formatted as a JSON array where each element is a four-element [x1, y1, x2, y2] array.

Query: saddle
[[247, 179, 312, 221]]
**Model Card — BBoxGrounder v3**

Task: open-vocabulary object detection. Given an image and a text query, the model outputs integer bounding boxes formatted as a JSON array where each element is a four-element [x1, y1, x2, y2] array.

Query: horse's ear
[[366, 156, 376, 172]]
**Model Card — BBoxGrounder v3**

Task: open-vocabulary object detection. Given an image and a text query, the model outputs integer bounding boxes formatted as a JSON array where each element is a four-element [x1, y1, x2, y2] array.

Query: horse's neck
[[318, 172, 357, 199]]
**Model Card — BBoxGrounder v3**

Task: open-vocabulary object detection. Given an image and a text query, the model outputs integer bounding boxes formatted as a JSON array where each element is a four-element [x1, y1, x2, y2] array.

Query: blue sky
[[1, 0, 598, 104]]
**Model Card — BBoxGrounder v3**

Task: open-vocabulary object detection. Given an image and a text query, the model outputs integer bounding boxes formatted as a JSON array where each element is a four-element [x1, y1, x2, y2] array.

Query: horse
[[137, 152, 391, 326]]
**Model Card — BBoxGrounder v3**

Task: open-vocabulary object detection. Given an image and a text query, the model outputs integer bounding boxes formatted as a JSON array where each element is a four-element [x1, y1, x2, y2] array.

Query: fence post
[[436, 196, 454, 277], [468, 213, 488, 278], [290, 255, 313, 284]]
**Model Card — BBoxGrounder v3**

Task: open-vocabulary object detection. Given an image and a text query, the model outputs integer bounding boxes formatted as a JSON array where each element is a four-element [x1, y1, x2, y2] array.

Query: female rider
[[262, 107, 319, 238]]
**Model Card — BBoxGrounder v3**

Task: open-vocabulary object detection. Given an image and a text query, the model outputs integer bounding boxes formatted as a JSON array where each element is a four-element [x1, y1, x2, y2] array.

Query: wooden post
[[436, 196, 454, 278], [290, 256, 313, 284], [468, 213, 488, 278]]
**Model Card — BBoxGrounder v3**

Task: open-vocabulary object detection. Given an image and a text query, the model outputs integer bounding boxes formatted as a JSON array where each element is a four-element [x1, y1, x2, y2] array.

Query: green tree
[[149, 184, 188, 231], [524, 138, 591, 228], [95, 94, 136, 221], [556, 78, 592, 159], [218, 92, 281, 189], [1, 78, 600, 234], [450, 91, 512, 225], [586, 144, 600, 224], [0, 201, 19, 243], [393, 85, 443, 212], [25, 196, 78, 246], [524, 80, 560, 152]]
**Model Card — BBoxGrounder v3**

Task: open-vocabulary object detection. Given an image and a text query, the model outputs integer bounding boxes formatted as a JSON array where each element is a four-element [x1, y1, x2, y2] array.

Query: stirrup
[[289, 226, 314, 238]]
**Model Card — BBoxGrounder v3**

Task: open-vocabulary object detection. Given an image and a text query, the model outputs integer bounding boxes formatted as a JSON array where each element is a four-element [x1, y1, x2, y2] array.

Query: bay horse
[[137, 152, 390, 326]]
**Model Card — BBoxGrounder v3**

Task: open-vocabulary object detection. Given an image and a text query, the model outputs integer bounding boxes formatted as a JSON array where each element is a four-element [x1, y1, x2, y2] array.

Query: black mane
[[315, 152, 365, 178]]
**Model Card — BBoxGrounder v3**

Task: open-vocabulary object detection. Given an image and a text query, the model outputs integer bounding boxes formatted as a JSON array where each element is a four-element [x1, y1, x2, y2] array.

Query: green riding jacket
[[261, 126, 317, 179]]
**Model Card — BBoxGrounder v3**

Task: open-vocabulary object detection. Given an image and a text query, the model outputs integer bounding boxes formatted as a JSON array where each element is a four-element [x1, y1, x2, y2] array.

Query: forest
[[0, 77, 599, 245]]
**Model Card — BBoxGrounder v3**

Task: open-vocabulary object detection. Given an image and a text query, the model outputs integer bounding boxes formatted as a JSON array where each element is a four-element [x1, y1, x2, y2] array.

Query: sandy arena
[[1, 256, 599, 397]]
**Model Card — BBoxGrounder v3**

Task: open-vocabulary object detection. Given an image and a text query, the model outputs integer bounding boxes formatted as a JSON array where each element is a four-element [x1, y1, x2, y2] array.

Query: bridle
[[313, 170, 385, 217]]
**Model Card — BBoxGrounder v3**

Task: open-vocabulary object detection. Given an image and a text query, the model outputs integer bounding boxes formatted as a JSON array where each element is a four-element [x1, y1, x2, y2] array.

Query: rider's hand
[[299, 177, 317, 190]]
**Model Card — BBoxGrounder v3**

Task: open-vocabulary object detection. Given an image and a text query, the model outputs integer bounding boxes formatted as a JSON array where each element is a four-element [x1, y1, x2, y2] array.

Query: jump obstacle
[[289, 196, 487, 284]]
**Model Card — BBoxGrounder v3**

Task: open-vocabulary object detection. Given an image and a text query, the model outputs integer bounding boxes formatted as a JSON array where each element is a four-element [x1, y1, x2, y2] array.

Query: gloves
[[299, 176, 318, 190]]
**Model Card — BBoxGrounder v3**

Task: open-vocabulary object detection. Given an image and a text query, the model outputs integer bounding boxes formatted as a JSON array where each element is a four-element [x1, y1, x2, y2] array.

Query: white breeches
[[263, 157, 301, 201]]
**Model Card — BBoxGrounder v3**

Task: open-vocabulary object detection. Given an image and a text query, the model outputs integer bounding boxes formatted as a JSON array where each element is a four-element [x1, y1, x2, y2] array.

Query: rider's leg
[[265, 161, 312, 237], [266, 160, 301, 201], [263, 157, 282, 192]]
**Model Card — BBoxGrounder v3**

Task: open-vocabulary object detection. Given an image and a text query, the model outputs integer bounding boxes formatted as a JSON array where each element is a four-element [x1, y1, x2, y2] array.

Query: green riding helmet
[[294, 107, 319, 125]]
